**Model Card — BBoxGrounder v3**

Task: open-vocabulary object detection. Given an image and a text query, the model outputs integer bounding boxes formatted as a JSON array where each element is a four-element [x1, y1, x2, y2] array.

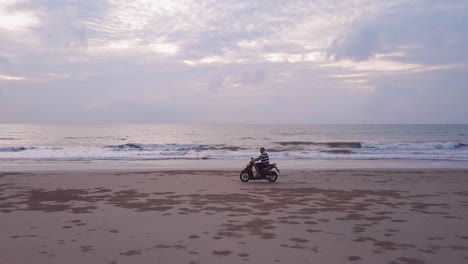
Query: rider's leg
[[254, 163, 261, 178], [257, 163, 268, 178]]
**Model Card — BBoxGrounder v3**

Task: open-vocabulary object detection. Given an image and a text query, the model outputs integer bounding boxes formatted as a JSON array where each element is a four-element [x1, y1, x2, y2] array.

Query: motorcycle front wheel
[[267, 171, 278, 182], [240, 172, 250, 182]]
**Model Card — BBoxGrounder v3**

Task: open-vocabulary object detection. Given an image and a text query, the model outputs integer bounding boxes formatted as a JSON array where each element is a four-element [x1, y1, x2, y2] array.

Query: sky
[[0, 0, 467, 124]]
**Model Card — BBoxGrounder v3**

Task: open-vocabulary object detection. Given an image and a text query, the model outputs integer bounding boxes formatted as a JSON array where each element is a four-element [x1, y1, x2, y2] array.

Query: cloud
[[329, 1, 468, 65], [0, 0, 39, 31], [0, 0, 467, 123], [0, 73, 26, 80], [0, 56, 9, 69]]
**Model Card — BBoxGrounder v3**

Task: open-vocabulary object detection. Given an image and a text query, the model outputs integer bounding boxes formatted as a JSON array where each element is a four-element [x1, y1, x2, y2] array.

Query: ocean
[[0, 124, 467, 161]]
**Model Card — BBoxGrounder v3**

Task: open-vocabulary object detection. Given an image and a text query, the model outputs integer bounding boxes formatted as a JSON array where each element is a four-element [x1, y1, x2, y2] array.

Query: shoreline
[[1, 159, 468, 172]]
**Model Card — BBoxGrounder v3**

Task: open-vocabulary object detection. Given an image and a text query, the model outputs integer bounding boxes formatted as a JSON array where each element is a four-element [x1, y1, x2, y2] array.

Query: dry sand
[[1, 169, 468, 264]]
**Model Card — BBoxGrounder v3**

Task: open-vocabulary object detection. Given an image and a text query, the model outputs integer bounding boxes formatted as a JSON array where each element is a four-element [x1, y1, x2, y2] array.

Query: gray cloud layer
[[0, 0, 467, 123]]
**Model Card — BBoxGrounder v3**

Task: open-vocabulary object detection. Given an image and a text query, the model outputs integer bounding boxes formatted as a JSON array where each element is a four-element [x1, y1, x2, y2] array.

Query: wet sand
[[1, 169, 468, 264]]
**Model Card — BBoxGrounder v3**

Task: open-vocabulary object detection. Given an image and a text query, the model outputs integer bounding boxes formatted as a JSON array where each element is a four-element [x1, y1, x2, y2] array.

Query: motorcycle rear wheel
[[267, 171, 278, 182], [240, 172, 250, 182]]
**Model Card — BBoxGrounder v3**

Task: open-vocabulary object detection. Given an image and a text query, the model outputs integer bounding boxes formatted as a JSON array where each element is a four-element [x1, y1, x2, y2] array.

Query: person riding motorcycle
[[252, 147, 269, 178]]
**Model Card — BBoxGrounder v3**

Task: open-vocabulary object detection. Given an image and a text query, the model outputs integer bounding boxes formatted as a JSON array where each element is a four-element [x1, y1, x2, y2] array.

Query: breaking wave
[[362, 142, 465, 150], [0, 147, 29, 152], [0, 141, 466, 161], [274, 141, 465, 150], [107, 143, 239, 152], [274, 141, 362, 148], [320, 149, 353, 154]]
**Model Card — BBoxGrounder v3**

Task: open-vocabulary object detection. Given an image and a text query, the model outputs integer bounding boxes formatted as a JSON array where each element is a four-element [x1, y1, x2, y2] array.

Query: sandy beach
[[1, 168, 468, 264]]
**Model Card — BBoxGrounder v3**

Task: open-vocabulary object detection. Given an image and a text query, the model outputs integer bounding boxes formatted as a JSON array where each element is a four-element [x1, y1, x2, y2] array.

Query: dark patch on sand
[[36, 251, 54, 257], [120, 249, 141, 256], [80, 245, 93, 252], [212, 250, 232, 256], [290, 238, 309, 243], [0, 188, 104, 213], [280, 243, 307, 250], [389, 257, 425, 264], [352, 226, 366, 233], [219, 218, 277, 239], [348, 256, 362, 261], [152, 244, 186, 250], [354, 237, 416, 251]]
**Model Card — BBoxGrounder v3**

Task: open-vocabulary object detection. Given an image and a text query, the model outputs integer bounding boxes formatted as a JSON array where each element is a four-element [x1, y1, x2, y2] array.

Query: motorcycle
[[240, 158, 280, 182]]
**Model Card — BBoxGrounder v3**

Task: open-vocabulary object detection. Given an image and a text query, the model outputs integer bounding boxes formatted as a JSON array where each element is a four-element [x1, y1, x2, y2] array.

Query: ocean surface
[[0, 124, 467, 161]]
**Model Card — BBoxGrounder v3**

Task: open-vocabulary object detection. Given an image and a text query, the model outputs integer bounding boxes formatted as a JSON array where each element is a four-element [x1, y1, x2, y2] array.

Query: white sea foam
[[0, 141, 467, 161], [362, 142, 464, 150], [1, 124, 467, 161]]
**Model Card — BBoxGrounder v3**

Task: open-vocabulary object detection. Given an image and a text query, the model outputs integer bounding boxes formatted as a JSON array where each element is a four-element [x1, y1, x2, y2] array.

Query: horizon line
[[1, 122, 467, 126]]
